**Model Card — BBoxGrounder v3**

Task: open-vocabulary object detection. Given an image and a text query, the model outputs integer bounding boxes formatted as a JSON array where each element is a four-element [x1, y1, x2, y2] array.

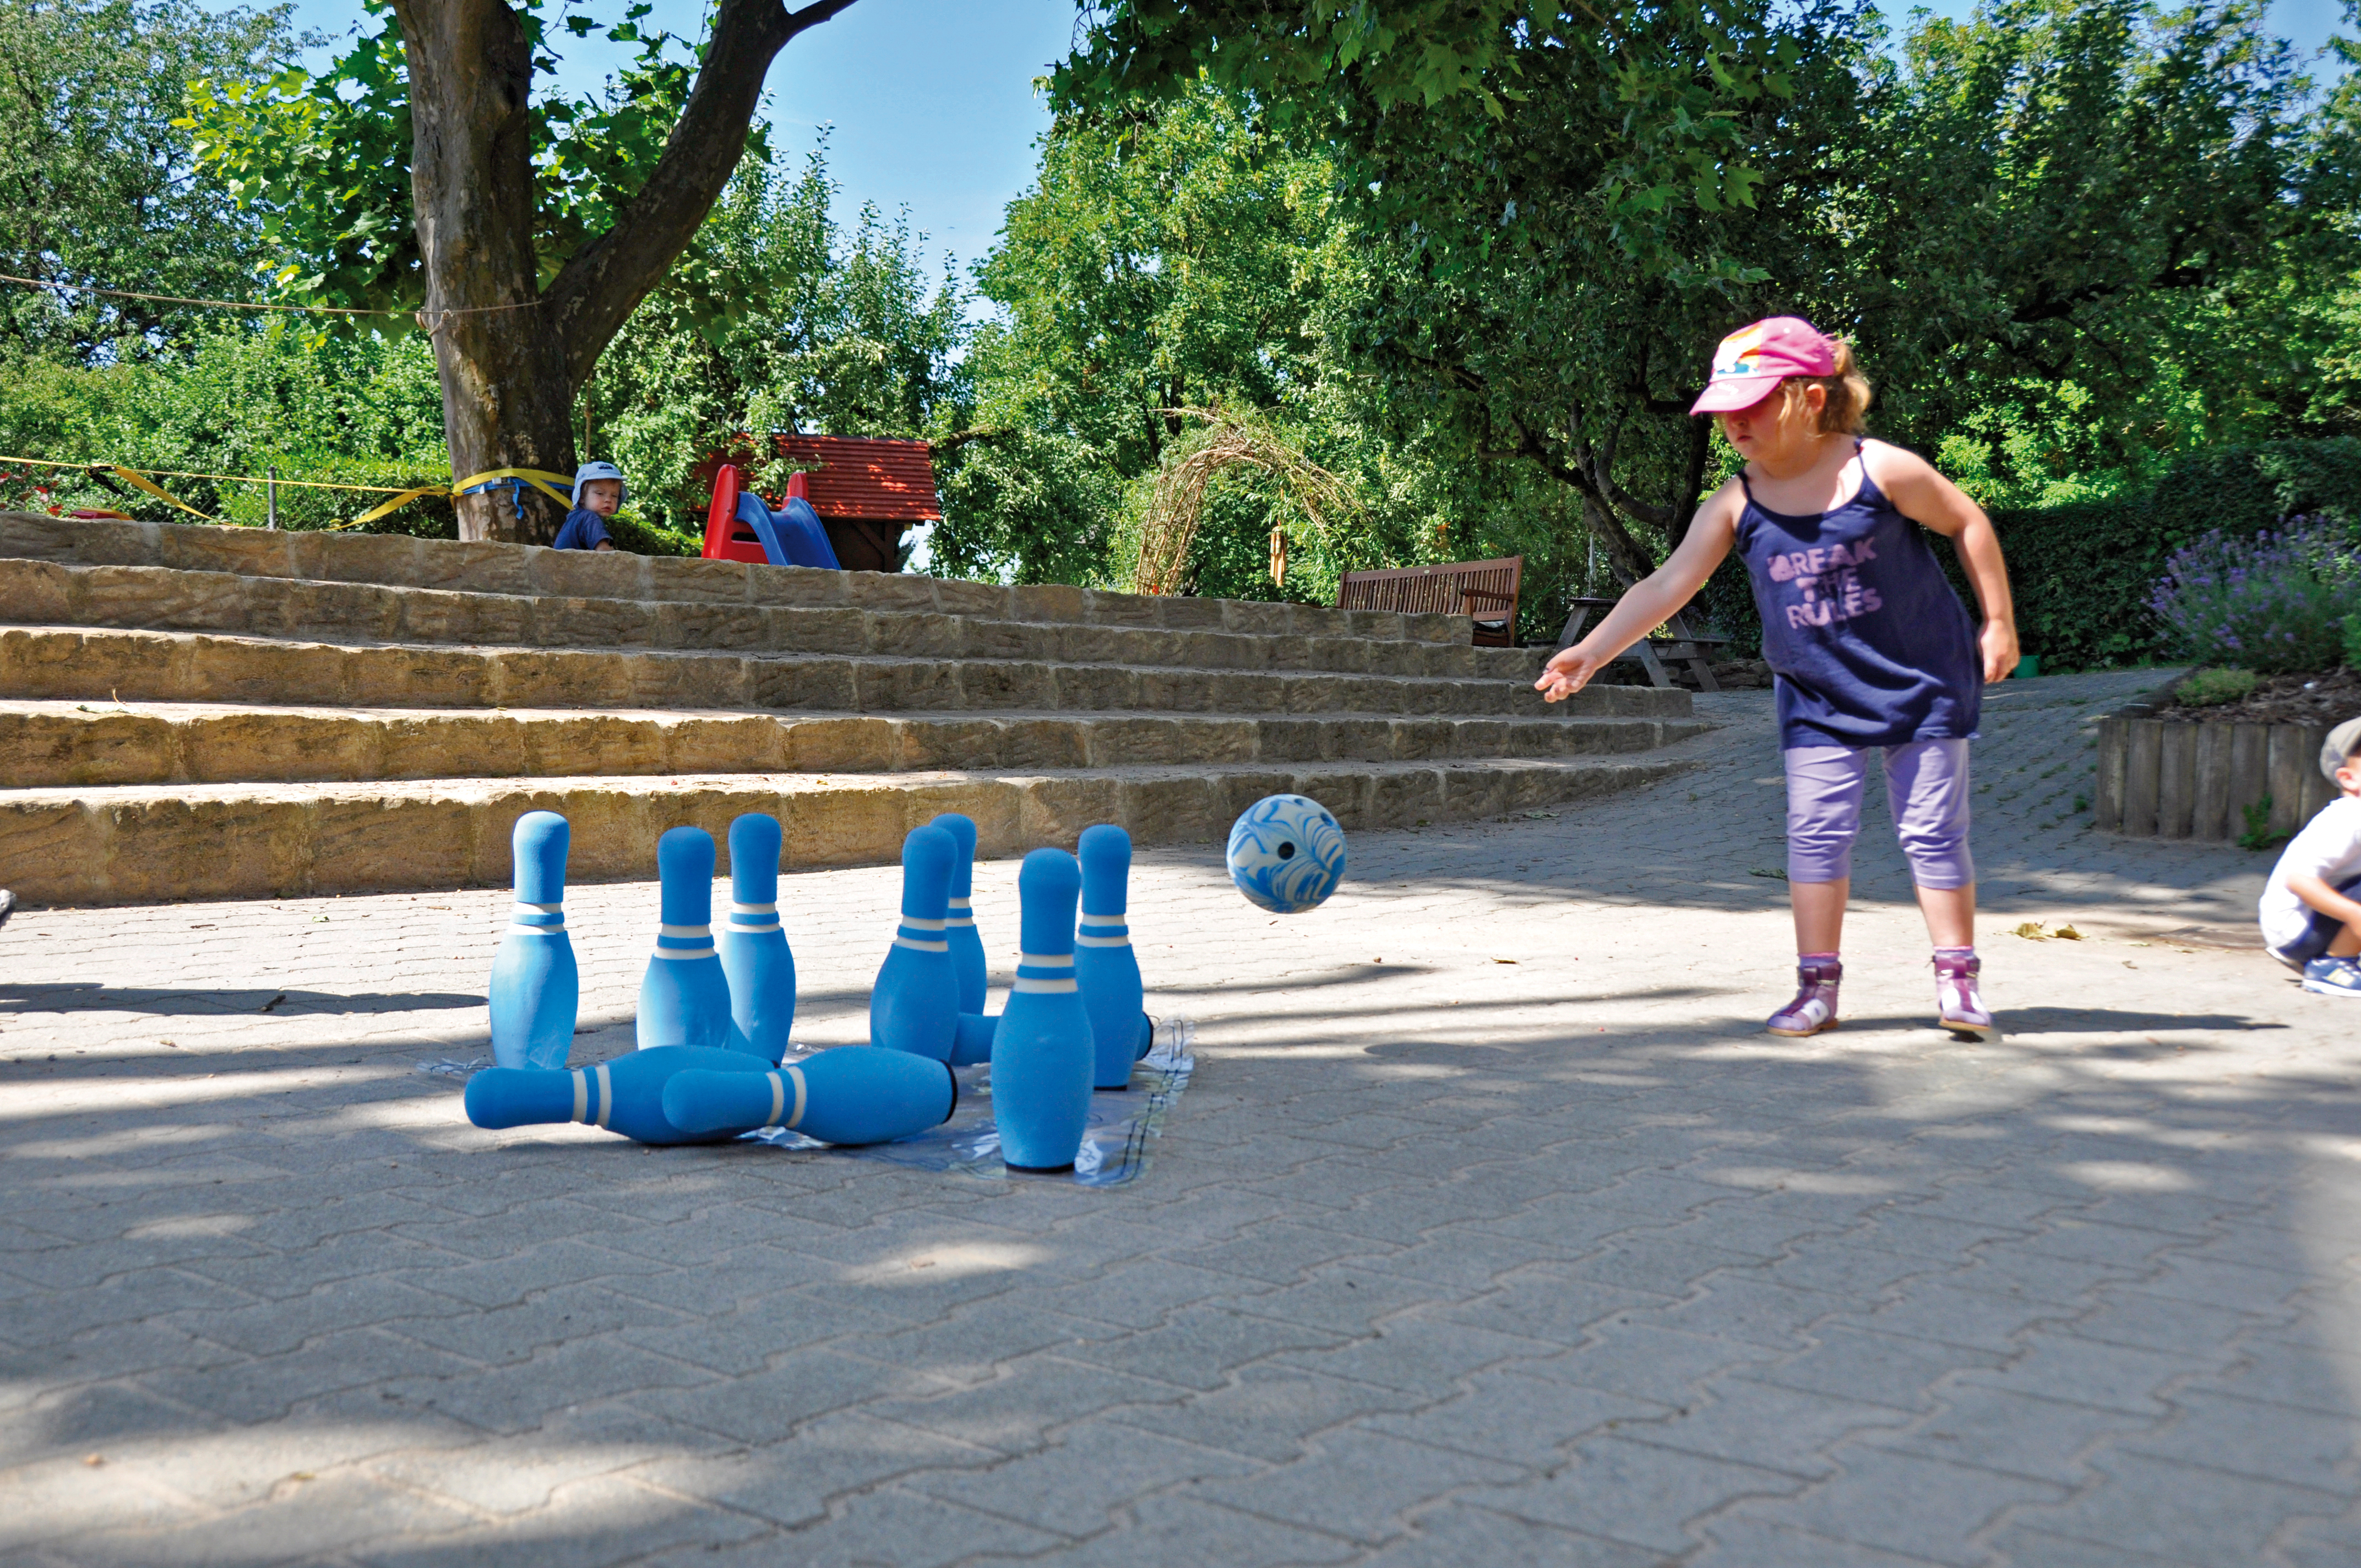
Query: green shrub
[[1941, 437, 2361, 671], [2175, 667, 2259, 706], [602, 510, 701, 558], [2346, 612, 2361, 669]]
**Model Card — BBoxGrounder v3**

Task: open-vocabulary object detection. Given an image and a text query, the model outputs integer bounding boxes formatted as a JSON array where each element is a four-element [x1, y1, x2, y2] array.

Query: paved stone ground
[[6, 666, 2360, 1567]]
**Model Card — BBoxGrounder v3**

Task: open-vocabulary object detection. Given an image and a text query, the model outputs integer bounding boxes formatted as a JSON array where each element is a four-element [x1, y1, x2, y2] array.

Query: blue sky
[[260, 0, 2355, 290]]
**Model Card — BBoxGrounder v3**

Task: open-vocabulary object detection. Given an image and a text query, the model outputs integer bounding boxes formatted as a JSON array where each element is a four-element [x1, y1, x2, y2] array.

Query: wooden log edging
[[2097, 694, 2337, 842]]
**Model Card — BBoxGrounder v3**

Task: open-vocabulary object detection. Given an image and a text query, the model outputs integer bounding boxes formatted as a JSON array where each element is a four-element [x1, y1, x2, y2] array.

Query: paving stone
[[1743, 1443, 2068, 1565], [1466, 1432, 1804, 1553], [2008, 1450, 2349, 1565], [1196, 1428, 1523, 1545]]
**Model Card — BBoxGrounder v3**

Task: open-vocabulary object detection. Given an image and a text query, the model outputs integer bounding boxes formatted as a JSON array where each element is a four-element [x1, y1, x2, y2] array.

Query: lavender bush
[[2147, 519, 2361, 673]]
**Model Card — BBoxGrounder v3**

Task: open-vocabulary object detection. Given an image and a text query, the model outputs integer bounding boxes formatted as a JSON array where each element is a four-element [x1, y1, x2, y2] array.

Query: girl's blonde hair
[[1780, 339, 1873, 434]]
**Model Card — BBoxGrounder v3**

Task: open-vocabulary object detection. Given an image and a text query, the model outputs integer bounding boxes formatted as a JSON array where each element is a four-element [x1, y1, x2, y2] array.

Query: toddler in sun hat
[[2259, 715, 2361, 997], [1538, 314, 2021, 1040], [553, 461, 624, 552]]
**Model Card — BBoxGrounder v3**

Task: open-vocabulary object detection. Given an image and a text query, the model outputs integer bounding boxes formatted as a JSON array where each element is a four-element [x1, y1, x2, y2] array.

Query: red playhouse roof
[[763, 435, 940, 521]]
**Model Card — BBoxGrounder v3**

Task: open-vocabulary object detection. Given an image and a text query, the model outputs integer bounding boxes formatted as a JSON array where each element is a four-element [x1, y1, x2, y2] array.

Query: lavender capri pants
[[1785, 738, 1974, 889]]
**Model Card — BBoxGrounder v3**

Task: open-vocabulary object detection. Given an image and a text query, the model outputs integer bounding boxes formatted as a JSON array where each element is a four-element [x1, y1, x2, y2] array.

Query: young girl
[[1538, 316, 2019, 1039]]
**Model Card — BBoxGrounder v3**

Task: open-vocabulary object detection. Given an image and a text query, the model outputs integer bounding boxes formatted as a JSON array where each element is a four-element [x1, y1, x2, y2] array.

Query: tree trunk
[[394, 0, 576, 544]]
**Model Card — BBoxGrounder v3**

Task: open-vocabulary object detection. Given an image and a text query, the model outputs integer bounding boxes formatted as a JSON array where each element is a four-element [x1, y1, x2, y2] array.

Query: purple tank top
[[1734, 442, 1983, 750]]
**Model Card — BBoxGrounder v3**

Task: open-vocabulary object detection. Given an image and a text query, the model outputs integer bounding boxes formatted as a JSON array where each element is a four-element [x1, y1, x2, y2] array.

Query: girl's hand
[[1981, 619, 2020, 683], [1536, 646, 1604, 703]]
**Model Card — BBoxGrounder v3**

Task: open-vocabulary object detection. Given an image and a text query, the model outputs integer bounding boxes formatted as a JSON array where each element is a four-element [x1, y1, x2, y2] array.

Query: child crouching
[[2261, 715, 2361, 997]]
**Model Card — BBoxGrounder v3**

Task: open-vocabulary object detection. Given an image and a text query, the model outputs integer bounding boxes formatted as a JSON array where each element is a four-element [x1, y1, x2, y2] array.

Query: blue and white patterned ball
[[1226, 794, 1347, 914]]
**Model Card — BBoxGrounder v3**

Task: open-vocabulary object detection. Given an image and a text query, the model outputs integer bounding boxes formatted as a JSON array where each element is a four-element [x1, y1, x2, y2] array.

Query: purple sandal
[[1767, 957, 1841, 1037], [1934, 951, 1995, 1039]]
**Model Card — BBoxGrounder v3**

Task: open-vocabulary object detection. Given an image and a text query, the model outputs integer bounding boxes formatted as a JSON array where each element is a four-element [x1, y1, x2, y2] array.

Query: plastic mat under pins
[[746, 1017, 1197, 1187]]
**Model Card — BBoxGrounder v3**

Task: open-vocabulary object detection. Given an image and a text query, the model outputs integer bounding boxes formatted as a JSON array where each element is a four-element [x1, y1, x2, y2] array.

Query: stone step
[[0, 555, 1552, 682], [0, 699, 1716, 787], [0, 513, 1481, 649], [0, 753, 1700, 905], [0, 625, 1669, 722]]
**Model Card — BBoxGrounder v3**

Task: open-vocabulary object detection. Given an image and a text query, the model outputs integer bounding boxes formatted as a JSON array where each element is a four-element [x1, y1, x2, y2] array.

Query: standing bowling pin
[[662, 1046, 957, 1145], [719, 814, 796, 1064], [489, 810, 579, 1071], [991, 848, 1095, 1172], [464, 1045, 769, 1145], [870, 825, 960, 1060], [1074, 824, 1151, 1090], [928, 813, 987, 1014], [638, 826, 736, 1050]]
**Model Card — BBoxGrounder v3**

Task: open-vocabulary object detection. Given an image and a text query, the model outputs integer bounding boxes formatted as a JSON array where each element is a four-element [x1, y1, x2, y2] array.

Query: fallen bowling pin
[[870, 824, 959, 1060], [950, 1011, 998, 1067], [489, 810, 579, 1071], [928, 812, 988, 1014], [719, 813, 796, 1064], [990, 848, 1095, 1172], [1074, 823, 1152, 1089], [463, 1044, 769, 1145], [639, 826, 735, 1050], [662, 1046, 957, 1145]]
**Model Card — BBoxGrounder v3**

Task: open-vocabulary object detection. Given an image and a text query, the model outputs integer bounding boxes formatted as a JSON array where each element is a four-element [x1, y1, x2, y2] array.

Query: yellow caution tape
[[454, 467, 575, 509], [106, 466, 214, 521], [347, 483, 460, 527]]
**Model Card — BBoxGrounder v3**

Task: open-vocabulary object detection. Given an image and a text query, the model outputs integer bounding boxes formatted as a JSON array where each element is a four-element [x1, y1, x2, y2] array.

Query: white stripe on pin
[[730, 901, 777, 915], [1079, 914, 1124, 927], [1019, 951, 1074, 968], [572, 1068, 589, 1124], [893, 937, 950, 953], [785, 1065, 807, 1130], [767, 1072, 786, 1128], [652, 946, 717, 960], [1014, 976, 1079, 994], [900, 916, 948, 932], [510, 921, 567, 935], [659, 923, 712, 939], [516, 901, 563, 913], [1076, 934, 1130, 948], [594, 1063, 613, 1129]]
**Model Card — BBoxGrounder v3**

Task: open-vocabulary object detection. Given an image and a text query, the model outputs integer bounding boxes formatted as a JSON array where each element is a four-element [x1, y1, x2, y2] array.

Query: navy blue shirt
[[552, 508, 611, 550], [1733, 442, 1982, 750]]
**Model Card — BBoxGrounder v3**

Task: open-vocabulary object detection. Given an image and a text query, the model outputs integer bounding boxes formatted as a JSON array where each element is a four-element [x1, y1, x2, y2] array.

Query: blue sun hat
[[572, 461, 627, 507]]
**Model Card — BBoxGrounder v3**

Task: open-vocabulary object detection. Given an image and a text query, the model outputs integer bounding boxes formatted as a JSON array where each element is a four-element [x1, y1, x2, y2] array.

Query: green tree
[[0, 0, 304, 362], [585, 142, 971, 532]]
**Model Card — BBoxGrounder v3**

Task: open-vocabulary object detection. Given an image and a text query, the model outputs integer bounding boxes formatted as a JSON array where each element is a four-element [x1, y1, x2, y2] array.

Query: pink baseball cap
[[1689, 316, 1840, 415]]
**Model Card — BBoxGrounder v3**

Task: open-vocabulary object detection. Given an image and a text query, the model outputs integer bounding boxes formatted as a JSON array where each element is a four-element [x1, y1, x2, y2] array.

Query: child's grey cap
[[2326, 715, 2361, 780]]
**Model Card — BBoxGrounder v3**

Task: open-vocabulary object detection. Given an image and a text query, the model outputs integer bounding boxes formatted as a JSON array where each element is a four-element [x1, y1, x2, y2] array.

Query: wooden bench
[[1557, 596, 1732, 692], [1338, 556, 1522, 646]]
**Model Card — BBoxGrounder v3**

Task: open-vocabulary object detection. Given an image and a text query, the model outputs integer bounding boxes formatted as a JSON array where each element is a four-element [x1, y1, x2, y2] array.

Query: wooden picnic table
[[1556, 596, 1732, 692]]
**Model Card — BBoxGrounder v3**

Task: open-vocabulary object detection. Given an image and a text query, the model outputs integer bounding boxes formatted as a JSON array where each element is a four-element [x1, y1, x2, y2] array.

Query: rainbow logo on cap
[[1712, 323, 1771, 382]]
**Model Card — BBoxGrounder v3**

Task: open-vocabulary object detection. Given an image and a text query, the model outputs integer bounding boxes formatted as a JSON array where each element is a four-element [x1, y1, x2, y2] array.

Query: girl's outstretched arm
[[1536, 488, 1740, 702], [1865, 443, 2020, 683]]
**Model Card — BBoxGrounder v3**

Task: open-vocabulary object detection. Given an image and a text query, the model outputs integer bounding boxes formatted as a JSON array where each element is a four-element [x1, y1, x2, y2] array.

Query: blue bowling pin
[[990, 848, 1095, 1172], [950, 1011, 998, 1067], [1074, 824, 1153, 1090], [719, 813, 796, 1065], [928, 813, 988, 1014], [638, 826, 735, 1050], [463, 1045, 768, 1145], [662, 1046, 957, 1144], [488, 810, 579, 1071], [870, 824, 960, 1060]]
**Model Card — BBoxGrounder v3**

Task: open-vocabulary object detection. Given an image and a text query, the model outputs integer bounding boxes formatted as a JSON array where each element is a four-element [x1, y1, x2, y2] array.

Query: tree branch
[[548, 0, 859, 385]]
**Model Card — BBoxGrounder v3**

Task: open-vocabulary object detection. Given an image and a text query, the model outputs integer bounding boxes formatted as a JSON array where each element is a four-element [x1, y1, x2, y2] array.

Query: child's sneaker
[[1767, 957, 1841, 1037], [1934, 951, 1996, 1039], [2302, 956, 2361, 998]]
